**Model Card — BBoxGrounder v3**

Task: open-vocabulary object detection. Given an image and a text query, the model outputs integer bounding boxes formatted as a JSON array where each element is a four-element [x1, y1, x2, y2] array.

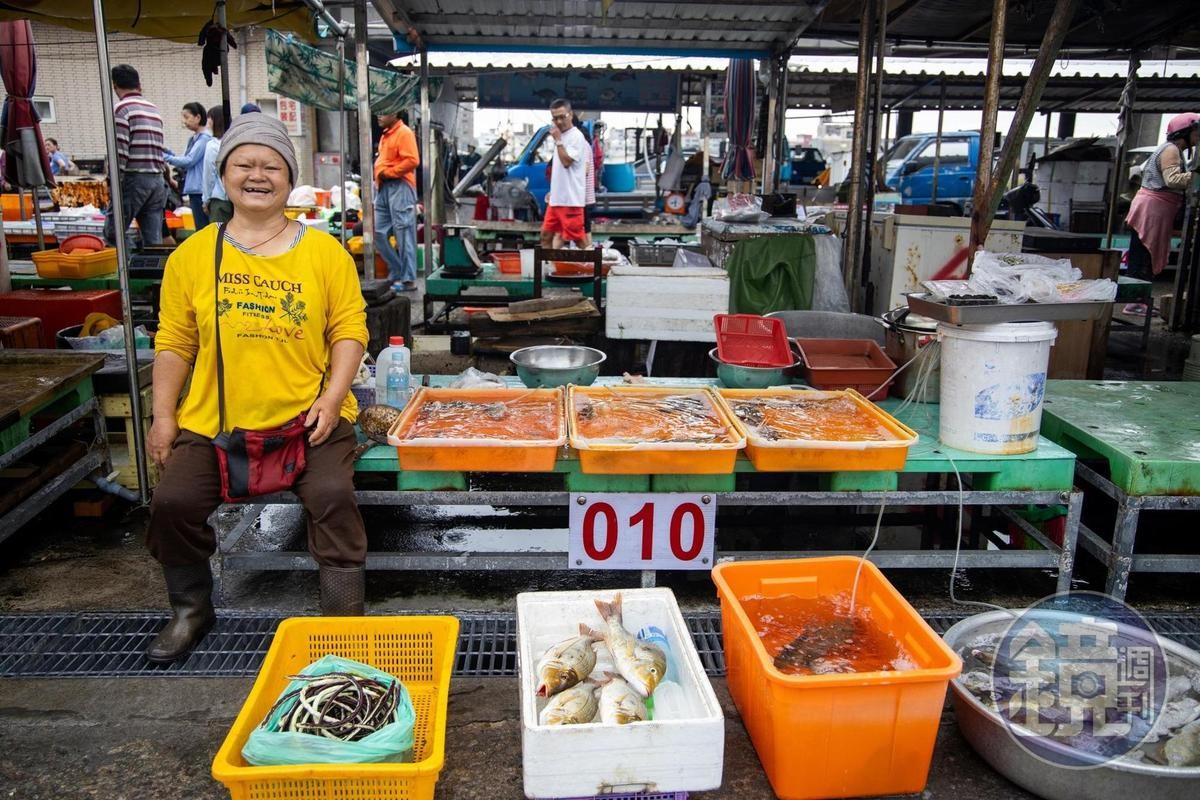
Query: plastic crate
[[714, 314, 792, 367], [31, 247, 118, 279], [567, 385, 744, 474], [715, 388, 918, 472], [212, 615, 459, 800], [50, 218, 107, 239], [711, 558, 961, 800], [794, 337, 897, 399], [389, 387, 566, 472], [631, 242, 702, 267]]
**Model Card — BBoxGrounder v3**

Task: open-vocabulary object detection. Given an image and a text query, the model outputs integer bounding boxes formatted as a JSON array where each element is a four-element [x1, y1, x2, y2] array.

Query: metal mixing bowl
[[510, 345, 606, 388], [943, 610, 1200, 800], [708, 348, 796, 389]]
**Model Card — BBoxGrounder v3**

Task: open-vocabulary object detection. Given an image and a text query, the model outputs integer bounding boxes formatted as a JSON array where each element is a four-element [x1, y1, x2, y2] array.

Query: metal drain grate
[[3, 610, 1199, 679]]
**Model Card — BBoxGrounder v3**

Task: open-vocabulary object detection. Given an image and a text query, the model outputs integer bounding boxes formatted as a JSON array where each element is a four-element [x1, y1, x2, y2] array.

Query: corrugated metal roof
[[422, 61, 1200, 114], [812, 0, 1200, 53], [373, 0, 832, 56]]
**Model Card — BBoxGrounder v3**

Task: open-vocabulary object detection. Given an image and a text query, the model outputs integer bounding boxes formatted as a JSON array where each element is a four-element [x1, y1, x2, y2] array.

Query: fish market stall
[[210, 372, 1081, 600]]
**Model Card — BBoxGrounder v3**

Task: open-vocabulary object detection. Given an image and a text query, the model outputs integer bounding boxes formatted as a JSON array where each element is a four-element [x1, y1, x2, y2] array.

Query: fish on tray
[[582, 593, 667, 698], [539, 680, 599, 725], [535, 633, 599, 697], [598, 673, 648, 724]]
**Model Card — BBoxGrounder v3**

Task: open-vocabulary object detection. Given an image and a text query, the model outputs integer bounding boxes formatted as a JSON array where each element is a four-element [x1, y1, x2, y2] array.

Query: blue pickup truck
[[883, 131, 981, 214]]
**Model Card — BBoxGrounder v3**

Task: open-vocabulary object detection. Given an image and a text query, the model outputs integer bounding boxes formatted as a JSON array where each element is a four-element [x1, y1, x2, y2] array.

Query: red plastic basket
[[713, 314, 792, 367]]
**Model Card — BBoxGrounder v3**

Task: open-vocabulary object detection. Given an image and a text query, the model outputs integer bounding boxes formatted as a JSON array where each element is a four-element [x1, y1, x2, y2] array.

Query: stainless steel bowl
[[510, 345, 606, 388], [943, 610, 1200, 800], [708, 348, 796, 389]]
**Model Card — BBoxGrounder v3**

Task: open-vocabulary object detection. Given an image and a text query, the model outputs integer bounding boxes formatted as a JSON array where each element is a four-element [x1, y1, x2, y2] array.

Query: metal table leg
[[1105, 497, 1142, 600], [1056, 490, 1083, 594]]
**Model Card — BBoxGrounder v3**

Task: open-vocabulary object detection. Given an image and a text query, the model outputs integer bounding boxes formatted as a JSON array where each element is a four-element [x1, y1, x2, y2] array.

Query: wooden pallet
[[100, 386, 157, 491]]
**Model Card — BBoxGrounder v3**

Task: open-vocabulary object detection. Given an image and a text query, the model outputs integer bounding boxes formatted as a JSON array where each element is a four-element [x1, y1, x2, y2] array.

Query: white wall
[[31, 23, 316, 186]]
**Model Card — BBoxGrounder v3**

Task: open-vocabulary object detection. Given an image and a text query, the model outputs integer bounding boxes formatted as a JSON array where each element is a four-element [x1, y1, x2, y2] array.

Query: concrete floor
[[0, 676, 1036, 800]]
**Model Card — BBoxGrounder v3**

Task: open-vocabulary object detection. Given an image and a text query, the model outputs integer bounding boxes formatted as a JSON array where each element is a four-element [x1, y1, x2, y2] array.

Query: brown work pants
[[146, 419, 366, 568]]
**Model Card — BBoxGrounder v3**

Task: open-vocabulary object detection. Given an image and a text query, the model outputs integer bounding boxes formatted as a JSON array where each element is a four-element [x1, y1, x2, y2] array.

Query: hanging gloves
[[198, 20, 237, 87]]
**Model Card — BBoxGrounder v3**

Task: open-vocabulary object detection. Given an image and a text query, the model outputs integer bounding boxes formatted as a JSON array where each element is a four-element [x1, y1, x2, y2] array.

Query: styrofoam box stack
[[604, 264, 729, 343], [517, 588, 724, 799]]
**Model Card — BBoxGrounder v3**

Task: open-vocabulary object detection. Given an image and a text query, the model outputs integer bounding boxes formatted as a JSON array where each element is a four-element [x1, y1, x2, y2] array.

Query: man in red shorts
[[540, 98, 589, 248]]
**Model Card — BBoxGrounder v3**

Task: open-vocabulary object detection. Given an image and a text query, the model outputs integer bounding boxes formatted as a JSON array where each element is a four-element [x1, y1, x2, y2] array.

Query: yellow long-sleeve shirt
[[155, 224, 368, 438]]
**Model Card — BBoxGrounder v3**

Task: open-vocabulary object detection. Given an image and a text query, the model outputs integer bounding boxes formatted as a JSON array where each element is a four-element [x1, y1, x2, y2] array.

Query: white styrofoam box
[[1075, 161, 1110, 184], [517, 588, 724, 798], [605, 266, 729, 342], [1070, 183, 1106, 204]]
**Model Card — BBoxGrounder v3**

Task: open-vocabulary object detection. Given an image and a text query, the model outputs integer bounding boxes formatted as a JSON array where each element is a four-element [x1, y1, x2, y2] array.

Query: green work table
[[423, 263, 606, 330], [1041, 380, 1200, 598]]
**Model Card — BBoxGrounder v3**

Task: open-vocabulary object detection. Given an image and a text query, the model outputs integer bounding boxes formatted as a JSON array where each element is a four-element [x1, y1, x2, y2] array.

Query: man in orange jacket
[[373, 109, 419, 291]]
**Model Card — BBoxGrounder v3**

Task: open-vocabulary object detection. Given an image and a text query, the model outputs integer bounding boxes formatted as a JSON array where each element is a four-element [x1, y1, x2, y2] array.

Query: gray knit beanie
[[217, 112, 298, 185]]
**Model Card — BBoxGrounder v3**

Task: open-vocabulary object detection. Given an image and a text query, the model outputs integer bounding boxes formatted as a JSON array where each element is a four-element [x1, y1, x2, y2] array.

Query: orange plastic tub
[[490, 250, 522, 274], [711, 557, 961, 800], [567, 385, 745, 474], [31, 247, 118, 279], [716, 388, 918, 472], [794, 337, 897, 398], [388, 387, 566, 472]]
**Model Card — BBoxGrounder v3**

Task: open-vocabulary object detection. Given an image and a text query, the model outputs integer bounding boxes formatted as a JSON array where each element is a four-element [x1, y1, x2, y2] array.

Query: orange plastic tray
[[31, 247, 118, 279], [567, 385, 745, 474], [712, 557, 961, 800], [715, 388, 917, 472], [388, 387, 565, 472]]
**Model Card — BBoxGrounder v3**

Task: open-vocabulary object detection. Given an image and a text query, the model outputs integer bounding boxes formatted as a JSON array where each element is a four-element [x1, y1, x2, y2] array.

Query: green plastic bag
[[241, 654, 416, 766]]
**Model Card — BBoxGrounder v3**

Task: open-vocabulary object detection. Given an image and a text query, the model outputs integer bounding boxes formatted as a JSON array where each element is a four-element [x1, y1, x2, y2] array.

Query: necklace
[[229, 219, 291, 251]]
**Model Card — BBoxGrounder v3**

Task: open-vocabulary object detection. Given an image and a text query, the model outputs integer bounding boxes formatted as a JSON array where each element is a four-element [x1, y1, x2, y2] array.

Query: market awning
[[265, 30, 440, 114], [0, 1, 316, 43], [433, 61, 1200, 115]]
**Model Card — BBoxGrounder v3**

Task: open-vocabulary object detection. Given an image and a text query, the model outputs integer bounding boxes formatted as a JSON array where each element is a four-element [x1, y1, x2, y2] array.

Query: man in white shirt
[[540, 98, 589, 248]]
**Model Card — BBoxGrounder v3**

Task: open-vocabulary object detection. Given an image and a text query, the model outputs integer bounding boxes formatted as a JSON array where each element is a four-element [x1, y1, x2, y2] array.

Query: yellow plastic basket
[[212, 615, 459, 800]]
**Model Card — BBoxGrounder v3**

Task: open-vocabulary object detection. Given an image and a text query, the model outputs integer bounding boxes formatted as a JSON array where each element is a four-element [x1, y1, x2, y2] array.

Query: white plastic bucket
[[519, 248, 535, 278], [937, 321, 1057, 454]]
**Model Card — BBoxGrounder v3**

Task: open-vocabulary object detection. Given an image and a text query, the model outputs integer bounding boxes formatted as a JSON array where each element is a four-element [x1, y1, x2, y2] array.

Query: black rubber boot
[[320, 565, 365, 616], [146, 563, 216, 663]]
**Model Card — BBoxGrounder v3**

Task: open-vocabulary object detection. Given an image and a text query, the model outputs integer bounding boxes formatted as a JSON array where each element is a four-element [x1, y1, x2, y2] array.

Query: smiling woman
[[144, 113, 370, 665]]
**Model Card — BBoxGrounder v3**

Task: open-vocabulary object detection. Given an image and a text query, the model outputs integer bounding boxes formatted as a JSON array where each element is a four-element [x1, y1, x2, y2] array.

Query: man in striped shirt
[[104, 64, 166, 246]]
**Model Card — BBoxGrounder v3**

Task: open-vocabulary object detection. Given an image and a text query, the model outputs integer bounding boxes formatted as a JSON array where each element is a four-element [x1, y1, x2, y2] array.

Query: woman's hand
[[305, 393, 343, 446], [147, 417, 180, 470]]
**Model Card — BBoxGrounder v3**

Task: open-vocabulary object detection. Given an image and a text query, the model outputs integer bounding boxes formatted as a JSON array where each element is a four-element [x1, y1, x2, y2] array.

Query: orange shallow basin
[[715, 388, 917, 472], [388, 387, 566, 472], [712, 557, 961, 800], [567, 385, 745, 474]]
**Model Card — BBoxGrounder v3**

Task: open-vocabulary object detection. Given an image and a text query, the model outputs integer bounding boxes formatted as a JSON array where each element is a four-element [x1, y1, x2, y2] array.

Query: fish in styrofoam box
[[517, 588, 724, 798]]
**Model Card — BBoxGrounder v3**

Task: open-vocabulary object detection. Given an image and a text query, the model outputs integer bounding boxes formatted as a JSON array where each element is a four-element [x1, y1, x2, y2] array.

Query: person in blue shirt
[[164, 102, 213, 229], [200, 105, 232, 224], [45, 138, 73, 176]]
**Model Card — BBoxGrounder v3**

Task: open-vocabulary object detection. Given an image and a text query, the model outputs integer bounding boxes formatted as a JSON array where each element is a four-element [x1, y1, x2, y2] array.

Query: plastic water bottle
[[375, 336, 412, 407], [637, 625, 677, 683], [386, 355, 411, 408]]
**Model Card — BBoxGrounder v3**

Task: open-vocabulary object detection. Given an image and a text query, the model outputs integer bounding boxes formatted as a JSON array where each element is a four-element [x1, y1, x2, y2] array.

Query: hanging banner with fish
[[477, 70, 679, 113]]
